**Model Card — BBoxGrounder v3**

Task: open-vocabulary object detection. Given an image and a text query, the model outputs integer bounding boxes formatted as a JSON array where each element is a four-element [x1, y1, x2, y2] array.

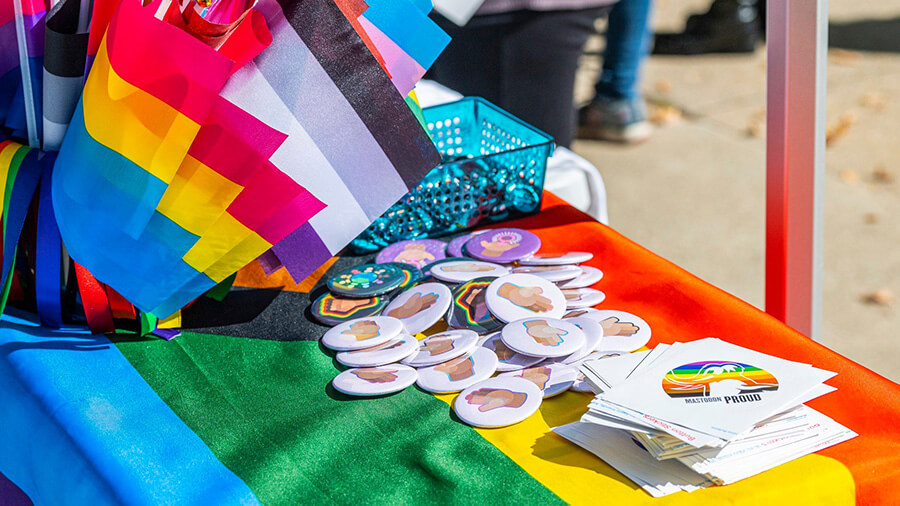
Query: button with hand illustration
[[310, 292, 388, 326], [454, 376, 542, 427], [512, 264, 583, 282], [335, 333, 419, 368], [446, 277, 505, 333], [446, 232, 480, 257], [415, 346, 499, 393], [500, 317, 586, 358], [376, 239, 447, 269], [485, 273, 566, 322], [578, 310, 651, 352], [500, 362, 577, 398], [382, 282, 452, 335], [518, 251, 593, 266], [479, 332, 544, 372], [400, 329, 479, 367], [561, 287, 606, 309], [557, 266, 604, 289], [321, 316, 403, 351], [332, 364, 418, 396], [464, 228, 540, 263], [430, 260, 508, 284]]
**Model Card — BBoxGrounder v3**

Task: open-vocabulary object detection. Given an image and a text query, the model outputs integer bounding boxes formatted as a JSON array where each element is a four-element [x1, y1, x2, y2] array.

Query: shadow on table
[[0, 318, 114, 355], [531, 431, 641, 492], [829, 17, 900, 53]]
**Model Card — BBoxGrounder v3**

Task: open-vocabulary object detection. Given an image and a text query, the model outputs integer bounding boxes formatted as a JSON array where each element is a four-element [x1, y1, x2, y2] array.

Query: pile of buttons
[[314, 228, 652, 428]]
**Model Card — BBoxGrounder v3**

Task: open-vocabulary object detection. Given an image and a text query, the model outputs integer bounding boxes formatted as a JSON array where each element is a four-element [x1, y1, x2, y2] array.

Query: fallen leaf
[[839, 170, 860, 184], [861, 289, 895, 306], [649, 104, 682, 126], [872, 164, 894, 183], [859, 92, 887, 111], [864, 212, 880, 224], [655, 79, 673, 94], [826, 111, 858, 147]]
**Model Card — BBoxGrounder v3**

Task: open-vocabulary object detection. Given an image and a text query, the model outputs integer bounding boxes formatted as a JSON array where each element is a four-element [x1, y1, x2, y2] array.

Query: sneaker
[[577, 97, 653, 144]]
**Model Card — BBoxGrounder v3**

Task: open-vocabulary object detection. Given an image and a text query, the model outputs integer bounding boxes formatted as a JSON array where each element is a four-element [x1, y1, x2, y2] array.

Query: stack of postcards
[[554, 338, 857, 497]]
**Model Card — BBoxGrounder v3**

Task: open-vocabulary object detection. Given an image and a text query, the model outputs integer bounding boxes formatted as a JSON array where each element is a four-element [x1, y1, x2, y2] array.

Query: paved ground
[[572, 0, 900, 382]]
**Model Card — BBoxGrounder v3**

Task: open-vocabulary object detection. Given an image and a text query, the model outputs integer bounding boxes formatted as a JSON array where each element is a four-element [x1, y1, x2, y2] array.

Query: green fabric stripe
[[114, 332, 562, 505]]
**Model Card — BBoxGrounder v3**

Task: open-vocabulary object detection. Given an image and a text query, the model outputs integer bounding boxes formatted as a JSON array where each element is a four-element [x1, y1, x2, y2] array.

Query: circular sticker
[[430, 260, 508, 284], [500, 362, 577, 398], [484, 273, 567, 322], [446, 277, 504, 333], [562, 288, 606, 309], [400, 329, 479, 367], [551, 316, 604, 364], [321, 316, 403, 351], [518, 252, 593, 266], [465, 228, 541, 263], [480, 332, 544, 372], [384, 262, 423, 289], [512, 264, 582, 282], [415, 347, 499, 393], [453, 376, 542, 428], [446, 232, 479, 257], [501, 317, 586, 358], [383, 283, 452, 335], [335, 333, 418, 367], [332, 365, 418, 396], [327, 264, 405, 297], [581, 310, 651, 352], [310, 292, 388, 326], [557, 266, 604, 289], [376, 239, 447, 269]]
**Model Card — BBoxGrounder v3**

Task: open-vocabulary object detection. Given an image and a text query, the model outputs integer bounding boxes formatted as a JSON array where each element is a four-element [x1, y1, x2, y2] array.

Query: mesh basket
[[352, 97, 555, 252]]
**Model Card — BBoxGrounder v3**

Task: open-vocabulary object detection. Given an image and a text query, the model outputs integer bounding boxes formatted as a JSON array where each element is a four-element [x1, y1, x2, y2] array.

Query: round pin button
[[512, 264, 582, 282], [321, 316, 403, 351], [557, 266, 604, 289], [421, 257, 469, 279], [328, 263, 405, 297], [500, 362, 577, 398], [382, 283, 452, 335], [562, 308, 602, 320], [582, 310, 651, 352], [551, 316, 604, 364], [335, 333, 419, 367], [310, 292, 388, 326], [384, 262, 423, 290], [446, 277, 504, 333], [500, 317, 586, 358], [447, 232, 479, 257], [562, 288, 606, 309], [485, 273, 567, 322], [400, 329, 479, 367], [332, 364, 418, 396], [430, 260, 508, 284], [376, 239, 447, 269], [518, 252, 593, 266], [454, 376, 542, 427], [465, 228, 541, 263], [415, 346, 499, 393], [480, 332, 544, 372]]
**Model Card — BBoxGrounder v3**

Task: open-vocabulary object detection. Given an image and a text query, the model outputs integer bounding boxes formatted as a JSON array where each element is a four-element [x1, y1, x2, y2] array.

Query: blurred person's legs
[[430, 9, 607, 148], [653, 0, 764, 55], [578, 0, 654, 143]]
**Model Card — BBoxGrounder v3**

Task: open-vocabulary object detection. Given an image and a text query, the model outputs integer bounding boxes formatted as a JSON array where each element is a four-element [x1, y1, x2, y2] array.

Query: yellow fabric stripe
[[202, 233, 272, 283], [81, 38, 199, 185], [0, 142, 24, 214], [156, 155, 243, 236], [158, 310, 182, 329], [434, 389, 855, 504], [181, 212, 270, 281]]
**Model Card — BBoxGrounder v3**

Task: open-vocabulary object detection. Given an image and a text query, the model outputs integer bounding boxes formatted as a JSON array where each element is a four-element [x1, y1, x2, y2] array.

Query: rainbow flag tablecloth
[[2, 193, 899, 505]]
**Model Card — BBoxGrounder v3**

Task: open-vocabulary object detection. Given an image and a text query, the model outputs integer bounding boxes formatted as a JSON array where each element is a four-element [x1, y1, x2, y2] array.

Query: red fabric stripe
[[105, 285, 136, 320], [104, 0, 233, 123], [73, 263, 115, 334], [217, 10, 273, 77]]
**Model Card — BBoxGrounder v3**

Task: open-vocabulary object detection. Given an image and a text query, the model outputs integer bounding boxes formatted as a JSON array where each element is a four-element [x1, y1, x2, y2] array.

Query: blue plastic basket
[[352, 97, 555, 252]]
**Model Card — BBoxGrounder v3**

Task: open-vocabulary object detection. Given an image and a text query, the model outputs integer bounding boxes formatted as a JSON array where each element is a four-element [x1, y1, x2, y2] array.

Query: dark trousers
[[429, 8, 608, 148]]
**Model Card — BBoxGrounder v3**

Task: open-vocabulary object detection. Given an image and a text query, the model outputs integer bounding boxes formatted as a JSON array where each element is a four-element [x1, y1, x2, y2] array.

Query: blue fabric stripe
[[52, 100, 216, 315], [0, 310, 260, 505], [35, 151, 63, 327]]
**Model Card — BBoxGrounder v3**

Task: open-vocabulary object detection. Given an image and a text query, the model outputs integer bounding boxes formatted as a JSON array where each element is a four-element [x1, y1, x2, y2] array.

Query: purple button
[[446, 232, 478, 257], [376, 239, 447, 269], [465, 228, 541, 263]]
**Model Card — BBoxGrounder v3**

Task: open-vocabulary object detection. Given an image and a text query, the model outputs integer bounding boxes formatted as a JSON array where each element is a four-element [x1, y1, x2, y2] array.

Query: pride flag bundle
[[0, 0, 449, 322]]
